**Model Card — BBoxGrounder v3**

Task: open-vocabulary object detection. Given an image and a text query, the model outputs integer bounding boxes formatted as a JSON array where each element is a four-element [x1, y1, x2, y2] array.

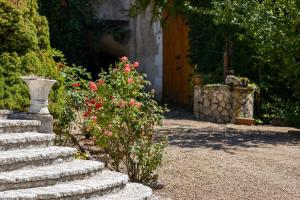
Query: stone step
[[0, 110, 12, 120], [90, 183, 153, 200], [0, 120, 41, 133], [0, 160, 104, 191], [0, 132, 54, 151], [0, 146, 76, 172], [0, 171, 128, 200]]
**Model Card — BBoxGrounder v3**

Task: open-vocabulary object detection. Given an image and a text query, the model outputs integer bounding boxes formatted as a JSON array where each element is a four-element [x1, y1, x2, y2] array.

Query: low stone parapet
[[194, 83, 255, 124]]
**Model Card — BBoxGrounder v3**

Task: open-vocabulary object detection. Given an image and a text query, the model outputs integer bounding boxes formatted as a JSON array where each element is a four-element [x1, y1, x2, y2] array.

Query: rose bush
[[55, 64, 92, 145], [84, 57, 167, 184]]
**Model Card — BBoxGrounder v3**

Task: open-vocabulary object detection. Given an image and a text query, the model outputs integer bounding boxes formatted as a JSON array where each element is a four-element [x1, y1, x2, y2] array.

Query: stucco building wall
[[89, 0, 163, 99]]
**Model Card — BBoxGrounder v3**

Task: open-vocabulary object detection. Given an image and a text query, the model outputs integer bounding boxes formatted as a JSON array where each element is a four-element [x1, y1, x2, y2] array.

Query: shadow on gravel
[[156, 128, 300, 151], [160, 106, 300, 152], [161, 106, 300, 153]]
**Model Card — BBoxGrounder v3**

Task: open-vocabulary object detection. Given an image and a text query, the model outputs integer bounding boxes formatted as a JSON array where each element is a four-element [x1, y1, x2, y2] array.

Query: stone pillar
[[232, 87, 255, 119], [193, 85, 202, 119]]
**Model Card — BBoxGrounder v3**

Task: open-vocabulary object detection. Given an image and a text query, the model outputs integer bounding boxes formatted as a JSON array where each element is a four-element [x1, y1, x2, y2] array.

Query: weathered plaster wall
[[194, 85, 255, 123], [89, 0, 163, 99], [129, 10, 163, 99]]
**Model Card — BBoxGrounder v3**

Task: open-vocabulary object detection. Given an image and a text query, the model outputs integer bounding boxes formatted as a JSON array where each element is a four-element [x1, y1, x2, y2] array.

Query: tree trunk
[[223, 37, 230, 80]]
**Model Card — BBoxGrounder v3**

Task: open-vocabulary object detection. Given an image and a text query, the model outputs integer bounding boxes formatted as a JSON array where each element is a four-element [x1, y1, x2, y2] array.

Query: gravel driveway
[[153, 109, 300, 200]]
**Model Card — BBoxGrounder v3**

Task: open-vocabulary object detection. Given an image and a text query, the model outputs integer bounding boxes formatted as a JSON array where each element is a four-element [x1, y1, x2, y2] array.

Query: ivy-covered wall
[[0, 0, 64, 116]]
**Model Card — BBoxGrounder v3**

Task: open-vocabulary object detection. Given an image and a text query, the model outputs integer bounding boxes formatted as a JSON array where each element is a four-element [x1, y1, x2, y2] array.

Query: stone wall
[[194, 84, 255, 123]]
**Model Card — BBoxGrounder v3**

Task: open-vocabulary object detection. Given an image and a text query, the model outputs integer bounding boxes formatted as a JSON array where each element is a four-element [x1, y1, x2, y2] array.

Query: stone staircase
[[0, 110, 153, 200]]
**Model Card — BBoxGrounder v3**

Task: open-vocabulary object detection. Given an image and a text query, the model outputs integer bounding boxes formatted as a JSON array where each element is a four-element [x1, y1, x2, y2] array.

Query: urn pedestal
[[17, 77, 56, 133], [22, 77, 56, 115]]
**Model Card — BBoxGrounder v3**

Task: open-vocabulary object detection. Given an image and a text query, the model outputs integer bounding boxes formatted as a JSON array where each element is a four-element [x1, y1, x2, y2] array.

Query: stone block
[[10, 113, 53, 133]]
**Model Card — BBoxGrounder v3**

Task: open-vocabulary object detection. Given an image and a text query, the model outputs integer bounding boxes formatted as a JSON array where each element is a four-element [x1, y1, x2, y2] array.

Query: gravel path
[[153, 108, 300, 200]]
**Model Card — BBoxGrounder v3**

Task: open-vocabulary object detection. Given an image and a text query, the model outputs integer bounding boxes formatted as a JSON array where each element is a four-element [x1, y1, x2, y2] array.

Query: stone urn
[[22, 76, 56, 115]]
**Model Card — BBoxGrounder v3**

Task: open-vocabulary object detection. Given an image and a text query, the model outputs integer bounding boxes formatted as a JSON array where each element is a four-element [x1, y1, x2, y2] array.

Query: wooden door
[[163, 16, 193, 105]]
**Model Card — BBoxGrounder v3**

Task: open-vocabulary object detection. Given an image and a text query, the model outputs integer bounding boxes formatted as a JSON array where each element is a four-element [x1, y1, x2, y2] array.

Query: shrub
[[55, 64, 92, 145], [0, 0, 64, 117], [84, 57, 167, 184]]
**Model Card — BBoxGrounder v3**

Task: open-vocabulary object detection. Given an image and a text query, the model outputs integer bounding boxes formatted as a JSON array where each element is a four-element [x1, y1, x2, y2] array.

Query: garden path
[[153, 107, 300, 200]]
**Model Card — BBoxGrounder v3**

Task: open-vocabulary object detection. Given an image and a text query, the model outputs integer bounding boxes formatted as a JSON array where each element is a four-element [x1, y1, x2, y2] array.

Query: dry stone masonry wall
[[194, 77, 255, 124]]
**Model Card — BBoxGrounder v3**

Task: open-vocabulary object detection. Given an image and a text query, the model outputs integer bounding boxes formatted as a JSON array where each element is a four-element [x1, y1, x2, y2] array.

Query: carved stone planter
[[22, 76, 56, 115]]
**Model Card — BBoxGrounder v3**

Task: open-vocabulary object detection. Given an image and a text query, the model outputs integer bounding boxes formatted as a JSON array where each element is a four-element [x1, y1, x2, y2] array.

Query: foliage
[[204, 0, 300, 126], [83, 57, 167, 183], [0, 0, 64, 116], [54, 63, 92, 145], [38, 0, 106, 69]]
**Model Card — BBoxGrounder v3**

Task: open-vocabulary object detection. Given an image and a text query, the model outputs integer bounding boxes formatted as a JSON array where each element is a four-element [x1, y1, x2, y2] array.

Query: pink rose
[[104, 130, 113, 137], [133, 61, 139, 68], [97, 79, 105, 85], [90, 115, 97, 122], [89, 81, 98, 92], [121, 56, 128, 62], [124, 65, 131, 74], [129, 99, 135, 106], [128, 78, 134, 84], [135, 102, 142, 109], [118, 100, 126, 108]]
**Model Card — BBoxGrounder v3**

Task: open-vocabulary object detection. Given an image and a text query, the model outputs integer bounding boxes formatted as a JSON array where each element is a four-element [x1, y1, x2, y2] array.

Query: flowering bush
[[54, 64, 92, 145], [84, 57, 167, 184]]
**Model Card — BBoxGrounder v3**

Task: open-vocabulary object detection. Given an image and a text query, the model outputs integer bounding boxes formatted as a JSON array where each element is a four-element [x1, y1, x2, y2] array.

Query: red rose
[[83, 110, 91, 118], [133, 61, 139, 68], [71, 83, 80, 87], [95, 103, 103, 109], [89, 81, 98, 91], [90, 98, 96, 104]]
